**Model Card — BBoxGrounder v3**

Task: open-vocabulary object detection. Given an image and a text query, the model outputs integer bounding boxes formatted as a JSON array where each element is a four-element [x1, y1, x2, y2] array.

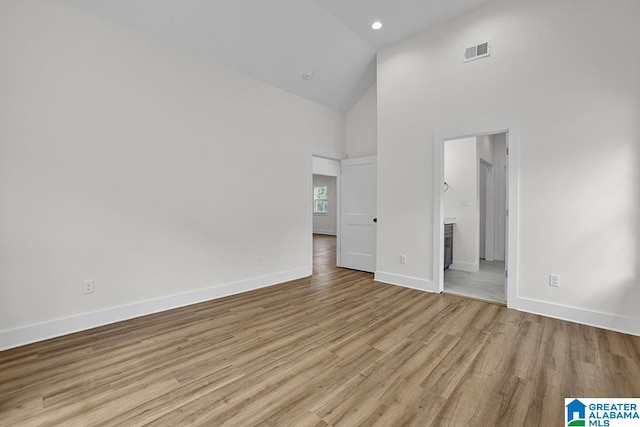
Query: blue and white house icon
[[567, 399, 586, 423]]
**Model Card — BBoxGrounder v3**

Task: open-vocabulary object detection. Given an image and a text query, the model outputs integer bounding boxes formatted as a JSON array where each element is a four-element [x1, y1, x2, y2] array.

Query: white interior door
[[340, 156, 377, 273]]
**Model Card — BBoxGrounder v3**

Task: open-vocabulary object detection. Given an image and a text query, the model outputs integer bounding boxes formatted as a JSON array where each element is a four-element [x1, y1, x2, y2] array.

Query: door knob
[[373, 218, 378, 223]]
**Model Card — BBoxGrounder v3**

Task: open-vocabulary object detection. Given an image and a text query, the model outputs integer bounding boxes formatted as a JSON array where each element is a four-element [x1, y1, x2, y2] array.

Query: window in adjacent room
[[314, 186, 328, 213]]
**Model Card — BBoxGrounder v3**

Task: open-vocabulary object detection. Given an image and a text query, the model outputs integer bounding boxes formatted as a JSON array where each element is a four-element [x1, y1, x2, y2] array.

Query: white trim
[[312, 230, 337, 236], [513, 297, 640, 337], [0, 268, 309, 351], [434, 116, 519, 309], [449, 261, 479, 273], [307, 151, 314, 276], [375, 271, 438, 293], [479, 157, 493, 168], [375, 270, 640, 337], [311, 151, 345, 164], [336, 171, 342, 267]]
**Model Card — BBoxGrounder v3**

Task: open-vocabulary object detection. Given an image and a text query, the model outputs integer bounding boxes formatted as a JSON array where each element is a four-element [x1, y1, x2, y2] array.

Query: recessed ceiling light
[[302, 71, 314, 80], [371, 21, 382, 30]]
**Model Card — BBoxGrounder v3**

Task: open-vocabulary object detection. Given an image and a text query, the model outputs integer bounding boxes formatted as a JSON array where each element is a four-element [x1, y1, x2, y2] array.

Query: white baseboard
[[374, 271, 438, 293], [450, 261, 479, 272], [0, 268, 310, 351], [513, 296, 640, 337], [5, 269, 636, 352], [376, 272, 640, 337]]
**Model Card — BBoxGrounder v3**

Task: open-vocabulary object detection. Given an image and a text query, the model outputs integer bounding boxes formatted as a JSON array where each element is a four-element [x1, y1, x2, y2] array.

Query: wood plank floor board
[[1, 234, 639, 426]]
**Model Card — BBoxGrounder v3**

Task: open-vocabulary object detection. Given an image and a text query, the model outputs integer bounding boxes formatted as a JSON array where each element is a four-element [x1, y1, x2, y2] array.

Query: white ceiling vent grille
[[464, 41, 491, 63]]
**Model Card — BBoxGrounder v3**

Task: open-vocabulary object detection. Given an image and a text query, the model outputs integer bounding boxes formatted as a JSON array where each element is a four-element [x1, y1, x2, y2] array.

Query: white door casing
[[340, 156, 377, 273], [504, 134, 509, 297], [434, 116, 519, 308]]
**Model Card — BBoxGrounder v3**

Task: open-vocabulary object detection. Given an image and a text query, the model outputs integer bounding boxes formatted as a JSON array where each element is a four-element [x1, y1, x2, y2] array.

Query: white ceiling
[[59, 0, 492, 112]]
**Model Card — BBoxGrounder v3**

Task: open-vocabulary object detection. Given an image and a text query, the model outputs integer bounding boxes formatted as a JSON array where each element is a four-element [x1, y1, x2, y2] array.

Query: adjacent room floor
[[1, 235, 638, 425], [444, 260, 506, 304]]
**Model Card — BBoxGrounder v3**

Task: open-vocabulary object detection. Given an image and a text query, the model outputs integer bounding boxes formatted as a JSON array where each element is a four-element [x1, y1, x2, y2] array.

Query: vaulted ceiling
[[59, 0, 492, 112]]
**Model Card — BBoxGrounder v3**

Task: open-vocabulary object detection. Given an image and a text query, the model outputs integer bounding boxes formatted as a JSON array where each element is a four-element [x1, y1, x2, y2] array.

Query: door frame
[[309, 154, 342, 274], [433, 116, 519, 308]]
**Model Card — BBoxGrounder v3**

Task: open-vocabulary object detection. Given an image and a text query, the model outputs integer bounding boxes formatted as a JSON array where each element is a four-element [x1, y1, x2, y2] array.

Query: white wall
[[444, 138, 479, 271], [312, 156, 340, 177], [346, 84, 377, 158], [0, 0, 345, 347], [377, 0, 640, 334], [313, 175, 337, 235]]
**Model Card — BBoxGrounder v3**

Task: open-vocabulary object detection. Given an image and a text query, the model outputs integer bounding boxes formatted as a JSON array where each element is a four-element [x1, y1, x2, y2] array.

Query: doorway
[[312, 173, 337, 275], [442, 133, 507, 303], [309, 155, 377, 276], [311, 156, 340, 274], [312, 175, 337, 237], [433, 117, 519, 308]]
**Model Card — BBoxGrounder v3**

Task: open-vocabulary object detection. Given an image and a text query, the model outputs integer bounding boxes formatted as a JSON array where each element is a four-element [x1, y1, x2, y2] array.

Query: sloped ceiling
[[58, 0, 492, 112]]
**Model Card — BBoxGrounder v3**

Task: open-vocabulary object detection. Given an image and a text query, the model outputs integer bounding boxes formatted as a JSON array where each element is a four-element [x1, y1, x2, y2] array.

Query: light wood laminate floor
[[1, 235, 639, 426]]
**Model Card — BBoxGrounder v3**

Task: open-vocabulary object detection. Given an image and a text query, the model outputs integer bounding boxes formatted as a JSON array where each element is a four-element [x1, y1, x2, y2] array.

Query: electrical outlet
[[83, 280, 94, 294], [549, 274, 560, 287], [257, 256, 264, 265], [400, 254, 407, 265]]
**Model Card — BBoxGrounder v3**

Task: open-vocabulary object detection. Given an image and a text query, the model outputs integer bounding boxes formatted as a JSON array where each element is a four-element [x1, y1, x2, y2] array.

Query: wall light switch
[[549, 274, 560, 287], [400, 254, 407, 264]]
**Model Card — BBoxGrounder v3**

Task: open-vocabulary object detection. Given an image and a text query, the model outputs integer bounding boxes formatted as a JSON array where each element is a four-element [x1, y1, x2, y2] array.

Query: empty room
[[1, 0, 639, 425]]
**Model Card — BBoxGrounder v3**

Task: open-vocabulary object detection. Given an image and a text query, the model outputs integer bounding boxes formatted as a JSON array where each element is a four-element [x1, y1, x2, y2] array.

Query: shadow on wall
[[581, 137, 640, 330], [609, 136, 640, 332], [626, 130, 640, 326]]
